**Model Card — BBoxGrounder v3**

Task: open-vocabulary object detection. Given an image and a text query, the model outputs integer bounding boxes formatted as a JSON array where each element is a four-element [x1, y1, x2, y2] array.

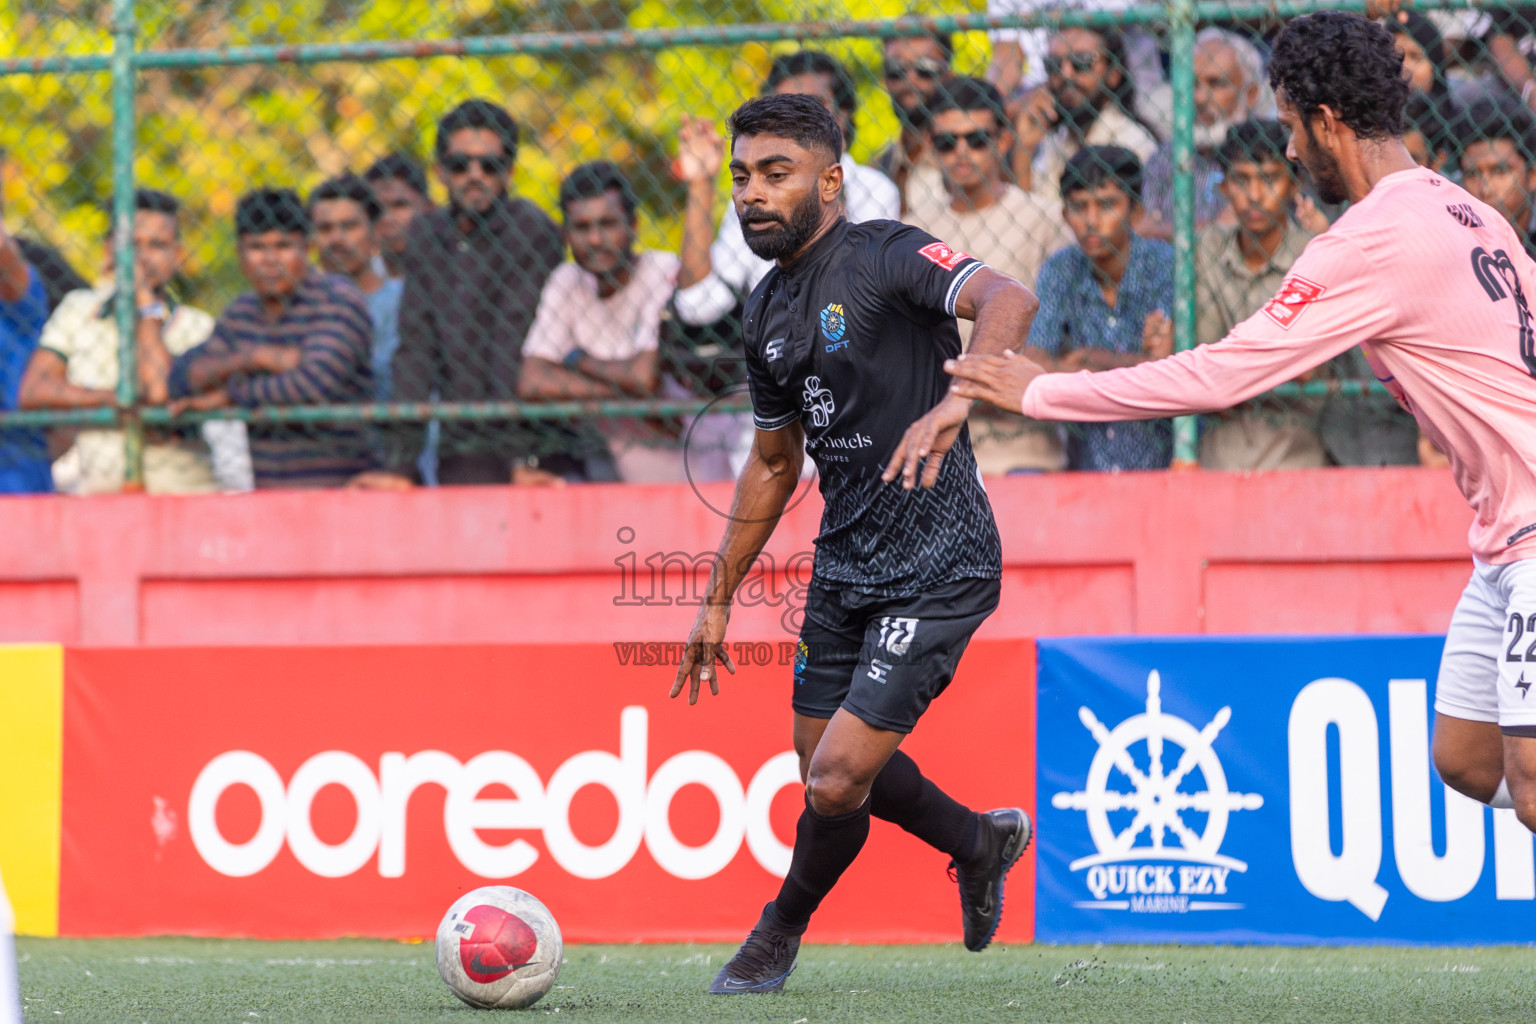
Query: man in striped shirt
[[169, 189, 375, 488]]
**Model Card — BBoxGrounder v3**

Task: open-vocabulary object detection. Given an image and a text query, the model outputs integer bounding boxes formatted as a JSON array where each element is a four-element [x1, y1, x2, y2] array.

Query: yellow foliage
[[0, 0, 989, 308]]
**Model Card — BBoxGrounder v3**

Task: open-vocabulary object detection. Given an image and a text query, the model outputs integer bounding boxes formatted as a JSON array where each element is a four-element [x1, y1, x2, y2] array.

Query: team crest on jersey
[[1261, 275, 1325, 330], [918, 241, 970, 271], [820, 303, 848, 351]]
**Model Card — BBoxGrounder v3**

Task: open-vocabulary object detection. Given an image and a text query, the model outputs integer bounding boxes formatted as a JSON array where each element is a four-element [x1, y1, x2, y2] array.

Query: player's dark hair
[[235, 188, 310, 237], [727, 93, 844, 163], [881, 27, 954, 63], [308, 173, 383, 222], [1268, 11, 1408, 142], [925, 76, 1008, 127], [559, 160, 637, 222], [435, 98, 519, 163], [1061, 145, 1143, 204], [1403, 91, 1457, 164], [364, 152, 430, 198], [1454, 95, 1536, 170], [1216, 120, 1294, 174]]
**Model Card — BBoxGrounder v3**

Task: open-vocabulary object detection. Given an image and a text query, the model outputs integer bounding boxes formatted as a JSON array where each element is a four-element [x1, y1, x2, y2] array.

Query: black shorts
[[791, 576, 1001, 733]]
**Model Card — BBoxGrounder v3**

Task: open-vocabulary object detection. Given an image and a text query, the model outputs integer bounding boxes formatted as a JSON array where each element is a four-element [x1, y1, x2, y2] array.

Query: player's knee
[[805, 769, 867, 817]]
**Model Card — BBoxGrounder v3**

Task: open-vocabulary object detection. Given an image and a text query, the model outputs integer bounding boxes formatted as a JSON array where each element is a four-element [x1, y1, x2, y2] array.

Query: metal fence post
[[110, 0, 143, 489], [1168, 0, 1199, 468]]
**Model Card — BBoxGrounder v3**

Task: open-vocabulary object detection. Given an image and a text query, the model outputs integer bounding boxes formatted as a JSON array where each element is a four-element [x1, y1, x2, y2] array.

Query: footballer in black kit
[[672, 93, 1038, 995]]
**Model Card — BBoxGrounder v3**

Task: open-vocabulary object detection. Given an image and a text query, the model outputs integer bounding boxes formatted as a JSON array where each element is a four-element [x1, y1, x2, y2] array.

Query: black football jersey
[[743, 218, 1003, 596]]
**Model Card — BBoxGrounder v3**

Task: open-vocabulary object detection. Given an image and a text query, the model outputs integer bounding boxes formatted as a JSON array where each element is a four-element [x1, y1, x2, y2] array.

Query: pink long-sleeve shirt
[[1020, 167, 1536, 564]]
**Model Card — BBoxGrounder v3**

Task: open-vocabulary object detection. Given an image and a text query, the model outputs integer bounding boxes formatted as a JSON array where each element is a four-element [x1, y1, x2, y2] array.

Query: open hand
[[881, 393, 971, 490], [944, 349, 1047, 413], [675, 117, 724, 185], [671, 604, 737, 705]]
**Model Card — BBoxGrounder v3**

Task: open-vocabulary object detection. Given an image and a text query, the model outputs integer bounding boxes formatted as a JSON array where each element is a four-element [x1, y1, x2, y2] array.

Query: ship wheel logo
[[1053, 670, 1264, 871]]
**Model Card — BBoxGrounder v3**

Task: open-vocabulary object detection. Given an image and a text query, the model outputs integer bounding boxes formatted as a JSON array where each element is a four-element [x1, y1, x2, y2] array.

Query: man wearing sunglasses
[[1012, 26, 1159, 203], [909, 77, 1071, 474], [367, 98, 569, 489], [873, 30, 955, 215]]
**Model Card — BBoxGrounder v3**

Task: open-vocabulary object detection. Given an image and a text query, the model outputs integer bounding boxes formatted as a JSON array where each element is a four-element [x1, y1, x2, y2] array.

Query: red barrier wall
[[59, 641, 1035, 942], [0, 468, 1474, 646]]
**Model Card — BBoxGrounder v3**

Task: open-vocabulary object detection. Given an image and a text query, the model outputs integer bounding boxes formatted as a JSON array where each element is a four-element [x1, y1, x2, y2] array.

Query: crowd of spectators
[[3, 8, 1536, 494]]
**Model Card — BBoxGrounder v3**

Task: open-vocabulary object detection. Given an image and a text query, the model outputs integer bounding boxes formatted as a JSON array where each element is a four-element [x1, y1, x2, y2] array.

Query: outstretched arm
[[672, 421, 805, 704], [950, 232, 1394, 422]]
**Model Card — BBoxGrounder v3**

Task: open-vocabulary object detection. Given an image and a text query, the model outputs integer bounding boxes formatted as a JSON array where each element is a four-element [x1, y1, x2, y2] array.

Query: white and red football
[[435, 886, 563, 1009]]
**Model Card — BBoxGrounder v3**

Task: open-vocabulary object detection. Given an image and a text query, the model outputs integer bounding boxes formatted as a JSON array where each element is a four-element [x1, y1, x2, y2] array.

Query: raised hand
[[675, 116, 724, 185]]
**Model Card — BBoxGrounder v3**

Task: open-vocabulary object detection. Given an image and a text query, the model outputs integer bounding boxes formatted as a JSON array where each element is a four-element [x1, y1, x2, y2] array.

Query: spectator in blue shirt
[[309, 174, 402, 400], [0, 217, 54, 493], [1025, 145, 1175, 471]]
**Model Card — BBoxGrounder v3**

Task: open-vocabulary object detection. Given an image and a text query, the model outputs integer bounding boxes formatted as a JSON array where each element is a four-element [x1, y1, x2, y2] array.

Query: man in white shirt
[[673, 50, 900, 332], [18, 189, 251, 493], [1010, 25, 1160, 204], [519, 162, 691, 483]]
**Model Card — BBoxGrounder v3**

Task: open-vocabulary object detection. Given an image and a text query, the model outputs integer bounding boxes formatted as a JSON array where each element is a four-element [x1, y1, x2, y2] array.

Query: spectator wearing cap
[[519, 162, 687, 483], [1455, 96, 1536, 255], [309, 174, 403, 400], [1191, 121, 1326, 471], [907, 75, 1071, 473], [368, 99, 567, 488], [19, 188, 251, 493], [673, 51, 899, 333], [1026, 146, 1174, 471], [363, 153, 434, 280], [168, 188, 376, 489]]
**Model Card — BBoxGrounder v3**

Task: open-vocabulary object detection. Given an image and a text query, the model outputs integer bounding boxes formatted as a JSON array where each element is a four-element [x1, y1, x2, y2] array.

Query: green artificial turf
[[16, 937, 1536, 1023]]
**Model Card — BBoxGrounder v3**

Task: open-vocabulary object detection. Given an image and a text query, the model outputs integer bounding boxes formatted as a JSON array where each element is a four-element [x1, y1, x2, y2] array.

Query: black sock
[[869, 749, 986, 863], [766, 794, 872, 932]]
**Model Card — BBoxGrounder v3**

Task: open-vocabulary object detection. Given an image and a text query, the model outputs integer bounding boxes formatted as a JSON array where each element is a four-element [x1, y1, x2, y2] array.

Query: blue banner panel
[[1036, 636, 1536, 946]]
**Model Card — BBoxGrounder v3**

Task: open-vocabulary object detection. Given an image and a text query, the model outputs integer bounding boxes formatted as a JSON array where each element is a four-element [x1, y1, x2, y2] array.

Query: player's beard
[[740, 189, 823, 262], [1302, 142, 1348, 206]]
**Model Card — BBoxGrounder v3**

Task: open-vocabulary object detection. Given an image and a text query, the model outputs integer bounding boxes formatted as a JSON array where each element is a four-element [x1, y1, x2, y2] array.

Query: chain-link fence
[[0, 1, 1515, 492]]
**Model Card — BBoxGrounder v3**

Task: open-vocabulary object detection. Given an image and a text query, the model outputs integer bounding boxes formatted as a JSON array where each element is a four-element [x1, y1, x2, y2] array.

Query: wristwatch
[[138, 301, 169, 322], [562, 347, 588, 370]]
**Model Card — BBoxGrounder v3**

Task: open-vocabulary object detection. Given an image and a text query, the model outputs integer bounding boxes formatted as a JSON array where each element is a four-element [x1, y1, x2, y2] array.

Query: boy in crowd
[[1025, 146, 1174, 470]]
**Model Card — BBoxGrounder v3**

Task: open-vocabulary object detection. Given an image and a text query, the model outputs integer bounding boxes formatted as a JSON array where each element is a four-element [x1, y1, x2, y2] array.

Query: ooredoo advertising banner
[[1035, 636, 1536, 945], [58, 642, 1035, 942]]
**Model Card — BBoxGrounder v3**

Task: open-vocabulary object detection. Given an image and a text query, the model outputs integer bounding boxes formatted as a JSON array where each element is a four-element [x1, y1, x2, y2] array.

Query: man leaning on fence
[[519, 162, 685, 483], [1026, 146, 1174, 472], [309, 174, 403, 401], [364, 99, 569, 488], [168, 188, 375, 490], [1192, 121, 1325, 470], [18, 189, 251, 494]]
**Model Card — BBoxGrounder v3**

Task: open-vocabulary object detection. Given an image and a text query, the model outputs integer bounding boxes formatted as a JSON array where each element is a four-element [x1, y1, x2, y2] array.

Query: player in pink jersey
[[909, 11, 1536, 832]]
